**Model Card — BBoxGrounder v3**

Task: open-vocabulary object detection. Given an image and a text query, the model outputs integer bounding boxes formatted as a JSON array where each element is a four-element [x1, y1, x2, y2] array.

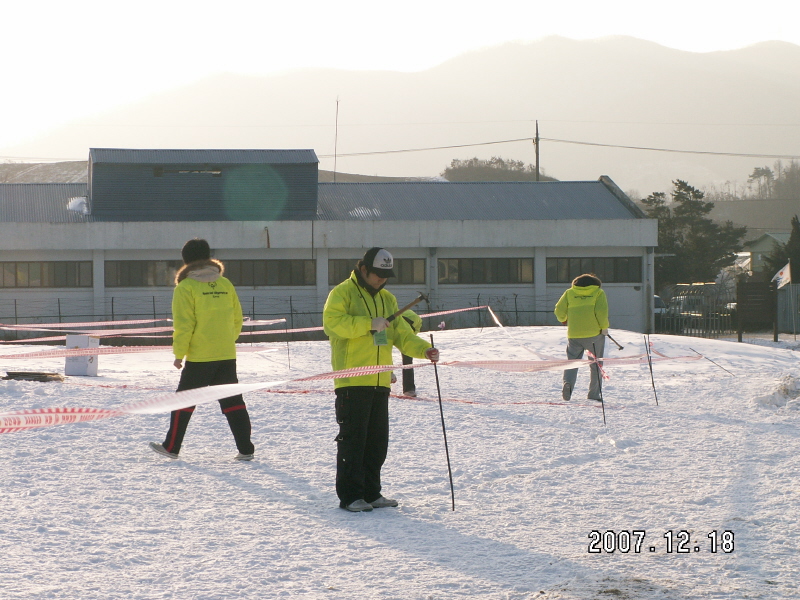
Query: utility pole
[[534, 120, 540, 182]]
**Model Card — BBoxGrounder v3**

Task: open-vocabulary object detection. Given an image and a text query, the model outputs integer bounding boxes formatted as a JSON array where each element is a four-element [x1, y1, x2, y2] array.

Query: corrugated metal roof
[[317, 180, 642, 221], [0, 184, 91, 223], [89, 148, 319, 165], [0, 179, 642, 223]]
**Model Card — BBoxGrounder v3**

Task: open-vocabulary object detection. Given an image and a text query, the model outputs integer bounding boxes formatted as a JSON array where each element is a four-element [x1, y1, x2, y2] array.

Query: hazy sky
[[2, 0, 799, 158]]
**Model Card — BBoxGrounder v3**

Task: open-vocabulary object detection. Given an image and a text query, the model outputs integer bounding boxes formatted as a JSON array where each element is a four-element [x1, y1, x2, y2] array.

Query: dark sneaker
[[235, 453, 254, 461], [369, 496, 399, 508], [562, 382, 572, 401], [342, 499, 373, 512], [149, 442, 179, 459]]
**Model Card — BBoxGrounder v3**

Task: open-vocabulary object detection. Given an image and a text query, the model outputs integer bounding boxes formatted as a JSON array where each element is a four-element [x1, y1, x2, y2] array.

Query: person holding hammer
[[323, 247, 439, 512]]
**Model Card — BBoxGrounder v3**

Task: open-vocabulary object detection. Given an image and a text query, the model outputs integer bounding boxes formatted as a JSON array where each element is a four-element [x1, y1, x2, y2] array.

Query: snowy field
[[1, 326, 799, 600]]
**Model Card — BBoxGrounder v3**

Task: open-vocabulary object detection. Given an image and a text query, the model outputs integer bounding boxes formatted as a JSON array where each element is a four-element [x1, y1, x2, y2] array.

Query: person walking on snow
[[323, 247, 439, 512], [149, 238, 255, 461], [554, 273, 609, 402]]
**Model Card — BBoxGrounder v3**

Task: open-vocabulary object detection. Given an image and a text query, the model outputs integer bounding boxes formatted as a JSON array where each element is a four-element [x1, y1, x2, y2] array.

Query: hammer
[[370, 292, 430, 333]]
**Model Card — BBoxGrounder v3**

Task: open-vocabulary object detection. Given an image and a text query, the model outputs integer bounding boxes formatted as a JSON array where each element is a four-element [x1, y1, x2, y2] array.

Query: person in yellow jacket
[[554, 273, 610, 402], [149, 238, 255, 460], [323, 247, 439, 512]]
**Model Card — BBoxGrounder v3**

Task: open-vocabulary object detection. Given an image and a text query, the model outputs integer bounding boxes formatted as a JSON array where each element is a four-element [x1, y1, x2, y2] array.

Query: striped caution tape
[[1, 306, 489, 345], [1, 318, 171, 329], [0, 344, 280, 360], [0, 347, 701, 433]]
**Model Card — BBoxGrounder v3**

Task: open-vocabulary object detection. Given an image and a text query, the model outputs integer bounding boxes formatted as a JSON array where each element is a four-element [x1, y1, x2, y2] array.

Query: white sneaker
[[235, 453, 254, 461], [342, 499, 373, 512], [404, 390, 417, 397], [149, 442, 179, 459], [369, 496, 399, 508]]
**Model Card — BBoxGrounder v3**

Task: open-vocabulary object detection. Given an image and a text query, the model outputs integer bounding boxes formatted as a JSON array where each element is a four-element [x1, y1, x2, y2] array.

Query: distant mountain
[[4, 36, 800, 195]]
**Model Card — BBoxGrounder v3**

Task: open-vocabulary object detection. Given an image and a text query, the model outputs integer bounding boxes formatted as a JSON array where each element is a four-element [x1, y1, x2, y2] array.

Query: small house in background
[[0, 148, 658, 334], [742, 232, 791, 278]]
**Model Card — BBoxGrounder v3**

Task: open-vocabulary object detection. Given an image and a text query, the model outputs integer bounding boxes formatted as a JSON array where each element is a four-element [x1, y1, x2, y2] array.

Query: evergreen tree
[[641, 180, 747, 289], [764, 214, 800, 280]]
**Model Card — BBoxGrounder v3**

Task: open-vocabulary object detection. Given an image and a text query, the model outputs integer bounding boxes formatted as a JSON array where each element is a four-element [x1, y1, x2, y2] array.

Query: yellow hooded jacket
[[554, 284, 609, 339], [172, 259, 243, 362], [323, 271, 431, 388]]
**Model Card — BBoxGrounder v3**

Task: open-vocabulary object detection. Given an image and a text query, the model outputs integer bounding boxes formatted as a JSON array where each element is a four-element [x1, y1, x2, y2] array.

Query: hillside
[[3, 37, 800, 195], [0, 162, 420, 184]]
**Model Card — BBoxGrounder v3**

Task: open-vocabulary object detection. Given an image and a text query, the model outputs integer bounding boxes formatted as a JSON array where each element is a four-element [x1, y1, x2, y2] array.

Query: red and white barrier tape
[[0, 345, 702, 433], [242, 319, 287, 327], [2, 318, 171, 329], [1, 306, 487, 344]]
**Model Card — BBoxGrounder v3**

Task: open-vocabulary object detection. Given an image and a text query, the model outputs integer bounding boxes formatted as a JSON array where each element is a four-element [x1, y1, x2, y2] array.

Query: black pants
[[162, 359, 254, 456], [334, 386, 390, 506], [401, 353, 415, 393]]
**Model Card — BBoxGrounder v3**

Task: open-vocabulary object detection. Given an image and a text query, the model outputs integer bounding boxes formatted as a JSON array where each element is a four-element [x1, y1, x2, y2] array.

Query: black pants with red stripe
[[334, 386, 390, 506], [162, 359, 254, 456]]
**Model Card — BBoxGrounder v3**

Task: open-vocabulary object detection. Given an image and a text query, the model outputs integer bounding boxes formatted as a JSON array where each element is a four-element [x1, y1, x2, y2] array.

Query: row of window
[[1, 262, 93, 288], [0, 257, 644, 288], [545, 257, 642, 284]]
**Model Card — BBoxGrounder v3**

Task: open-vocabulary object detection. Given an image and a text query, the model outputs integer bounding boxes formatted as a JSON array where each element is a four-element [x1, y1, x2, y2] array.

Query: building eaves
[[89, 148, 319, 165], [316, 180, 641, 221]]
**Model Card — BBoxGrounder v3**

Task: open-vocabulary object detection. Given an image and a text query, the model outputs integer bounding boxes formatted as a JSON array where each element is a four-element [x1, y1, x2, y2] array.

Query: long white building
[[0, 149, 658, 334]]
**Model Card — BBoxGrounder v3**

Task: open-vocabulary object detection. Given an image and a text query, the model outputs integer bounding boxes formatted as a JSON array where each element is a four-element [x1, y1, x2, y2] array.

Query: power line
[[4, 135, 800, 164], [540, 137, 800, 159], [316, 138, 533, 158], [319, 136, 800, 160]]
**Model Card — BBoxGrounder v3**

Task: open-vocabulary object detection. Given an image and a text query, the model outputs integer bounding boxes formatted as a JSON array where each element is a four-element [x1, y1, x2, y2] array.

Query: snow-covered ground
[[1, 326, 799, 599]]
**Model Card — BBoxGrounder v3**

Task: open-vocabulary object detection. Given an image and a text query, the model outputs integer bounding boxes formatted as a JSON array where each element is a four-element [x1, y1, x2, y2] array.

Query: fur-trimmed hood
[[175, 258, 225, 285]]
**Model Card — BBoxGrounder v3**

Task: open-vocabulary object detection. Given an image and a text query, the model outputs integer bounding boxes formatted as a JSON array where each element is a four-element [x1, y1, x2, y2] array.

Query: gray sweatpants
[[563, 334, 605, 400]]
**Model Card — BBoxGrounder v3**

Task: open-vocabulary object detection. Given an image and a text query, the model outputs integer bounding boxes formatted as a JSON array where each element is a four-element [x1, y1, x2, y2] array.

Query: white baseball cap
[[363, 247, 395, 278]]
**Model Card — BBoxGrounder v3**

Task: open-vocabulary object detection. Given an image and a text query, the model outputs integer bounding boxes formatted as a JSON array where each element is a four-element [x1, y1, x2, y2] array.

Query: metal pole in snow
[[644, 334, 659, 406], [430, 334, 455, 511], [593, 342, 607, 426]]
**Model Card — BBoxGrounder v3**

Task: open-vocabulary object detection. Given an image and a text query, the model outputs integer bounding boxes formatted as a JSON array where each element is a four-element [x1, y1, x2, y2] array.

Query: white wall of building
[[0, 218, 657, 332]]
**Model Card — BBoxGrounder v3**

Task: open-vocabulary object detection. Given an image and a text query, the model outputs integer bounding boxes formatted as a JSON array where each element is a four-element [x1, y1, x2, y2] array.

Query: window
[[225, 260, 316, 286], [328, 258, 426, 285], [437, 258, 533, 284], [545, 257, 642, 284], [0, 262, 92, 288], [105, 261, 183, 287]]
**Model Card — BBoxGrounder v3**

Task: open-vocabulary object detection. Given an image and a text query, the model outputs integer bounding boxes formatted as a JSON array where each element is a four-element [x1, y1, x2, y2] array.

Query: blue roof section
[[317, 180, 643, 221], [0, 184, 90, 223], [0, 179, 643, 223], [89, 148, 319, 165]]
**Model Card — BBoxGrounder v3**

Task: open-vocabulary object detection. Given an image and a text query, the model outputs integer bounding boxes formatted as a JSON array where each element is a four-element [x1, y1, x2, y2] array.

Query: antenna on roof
[[333, 97, 339, 183], [534, 120, 540, 182]]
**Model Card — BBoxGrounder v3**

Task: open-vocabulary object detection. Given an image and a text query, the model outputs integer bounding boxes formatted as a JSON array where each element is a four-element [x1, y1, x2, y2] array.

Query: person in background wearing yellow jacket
[[149, 238, 255, 461], [323, 247, 439, 512], [554, 273, 610, 402], [399, 309, 423, 397]]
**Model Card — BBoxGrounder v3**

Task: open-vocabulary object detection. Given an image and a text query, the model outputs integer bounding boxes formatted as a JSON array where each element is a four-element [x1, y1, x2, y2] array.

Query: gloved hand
[[425, 347, 440, 362], [371, 317, 391, 332], [601, 329, 609, 335]]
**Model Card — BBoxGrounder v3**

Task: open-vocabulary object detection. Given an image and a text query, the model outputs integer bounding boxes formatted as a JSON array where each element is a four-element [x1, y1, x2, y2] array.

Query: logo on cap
[[373, 249, 393, 269]]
